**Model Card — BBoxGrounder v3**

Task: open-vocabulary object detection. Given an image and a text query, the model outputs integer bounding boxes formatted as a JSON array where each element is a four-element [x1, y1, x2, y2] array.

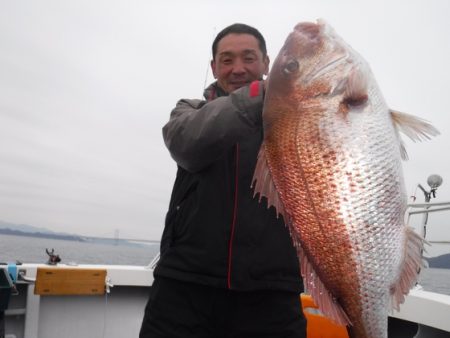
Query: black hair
[[212, 23, 267, 60]]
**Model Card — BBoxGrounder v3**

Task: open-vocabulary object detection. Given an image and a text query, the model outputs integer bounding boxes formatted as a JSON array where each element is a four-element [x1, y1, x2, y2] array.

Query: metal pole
[[417, 184, 431, 239]]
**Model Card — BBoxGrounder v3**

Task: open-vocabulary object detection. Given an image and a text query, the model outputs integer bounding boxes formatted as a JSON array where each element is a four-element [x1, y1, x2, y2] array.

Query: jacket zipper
[[227, 143, 239, 289]]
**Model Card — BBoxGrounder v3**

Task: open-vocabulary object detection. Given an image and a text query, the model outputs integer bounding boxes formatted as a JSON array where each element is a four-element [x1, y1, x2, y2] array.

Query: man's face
[[211, 33, 270, 93]]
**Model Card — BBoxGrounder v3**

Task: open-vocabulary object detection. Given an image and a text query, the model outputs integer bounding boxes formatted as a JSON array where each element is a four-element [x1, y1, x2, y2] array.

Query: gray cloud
[[1, 0, 449, 244]]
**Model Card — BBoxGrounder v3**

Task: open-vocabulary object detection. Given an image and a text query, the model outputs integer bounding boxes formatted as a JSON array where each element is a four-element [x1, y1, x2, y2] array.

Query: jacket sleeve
[[162, 81, 265, 173]]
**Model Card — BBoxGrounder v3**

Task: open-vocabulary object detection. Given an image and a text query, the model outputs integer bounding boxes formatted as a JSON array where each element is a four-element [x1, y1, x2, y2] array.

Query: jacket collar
[[203, 82, 228, 101]]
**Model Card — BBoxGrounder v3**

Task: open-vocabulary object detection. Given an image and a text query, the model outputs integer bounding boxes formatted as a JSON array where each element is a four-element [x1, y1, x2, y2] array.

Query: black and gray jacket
[[154, 81, 303, 293]]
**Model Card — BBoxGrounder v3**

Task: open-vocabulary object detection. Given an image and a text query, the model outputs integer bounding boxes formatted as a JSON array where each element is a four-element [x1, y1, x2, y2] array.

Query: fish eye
[[283, 59, 299, 74]]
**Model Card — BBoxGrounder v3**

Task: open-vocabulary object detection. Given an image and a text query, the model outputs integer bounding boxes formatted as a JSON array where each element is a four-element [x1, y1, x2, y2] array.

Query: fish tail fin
[[298, 244, 352, 327], [390, 110, 439, 160], [390, 227, 426, 311], [252, 143, 286, 218]]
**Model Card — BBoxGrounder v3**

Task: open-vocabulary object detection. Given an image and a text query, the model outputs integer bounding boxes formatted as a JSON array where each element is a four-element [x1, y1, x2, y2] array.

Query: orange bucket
[[301, 294, 349, 338]]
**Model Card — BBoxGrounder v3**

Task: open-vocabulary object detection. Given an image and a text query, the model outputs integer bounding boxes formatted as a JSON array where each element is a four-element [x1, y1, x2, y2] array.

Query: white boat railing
[[406, 201, 450, 244]]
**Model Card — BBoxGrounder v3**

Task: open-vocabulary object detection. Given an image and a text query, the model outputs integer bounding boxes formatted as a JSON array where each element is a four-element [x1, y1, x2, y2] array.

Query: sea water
[[1, 234, 449, 296]]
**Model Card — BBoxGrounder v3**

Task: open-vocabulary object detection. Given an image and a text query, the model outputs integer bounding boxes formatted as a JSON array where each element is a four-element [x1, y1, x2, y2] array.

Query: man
[[140, 23, 306, 338]]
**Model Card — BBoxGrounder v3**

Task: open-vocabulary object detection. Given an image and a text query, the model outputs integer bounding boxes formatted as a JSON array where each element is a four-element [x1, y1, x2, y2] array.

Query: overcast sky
[[1, 1, 449, 246]]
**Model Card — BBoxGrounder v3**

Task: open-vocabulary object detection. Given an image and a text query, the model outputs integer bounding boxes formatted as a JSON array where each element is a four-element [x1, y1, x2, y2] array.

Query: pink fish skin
[[253, 20, 439, 338]]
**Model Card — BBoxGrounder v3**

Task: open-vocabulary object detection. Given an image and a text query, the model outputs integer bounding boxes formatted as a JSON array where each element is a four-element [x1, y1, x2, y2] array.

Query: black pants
[[140, 277, 307, 338]]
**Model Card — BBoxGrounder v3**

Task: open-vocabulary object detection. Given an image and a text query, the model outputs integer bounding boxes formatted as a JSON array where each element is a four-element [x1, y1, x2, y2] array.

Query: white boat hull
[[3, 264, 450, 338]]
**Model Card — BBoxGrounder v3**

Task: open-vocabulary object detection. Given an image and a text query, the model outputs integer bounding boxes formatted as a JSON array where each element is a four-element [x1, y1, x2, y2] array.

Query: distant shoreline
[[425, 254, 450, 269], [0, 227, 84, 242], [0, 228, 152, 247]]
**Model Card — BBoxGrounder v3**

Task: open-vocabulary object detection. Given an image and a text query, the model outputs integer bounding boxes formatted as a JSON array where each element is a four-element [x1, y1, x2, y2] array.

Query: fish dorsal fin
[[297, 242, 352, 326], [390, 110, 440, 142], [390, 227, 426, 311], [252, 143, 286, 219]]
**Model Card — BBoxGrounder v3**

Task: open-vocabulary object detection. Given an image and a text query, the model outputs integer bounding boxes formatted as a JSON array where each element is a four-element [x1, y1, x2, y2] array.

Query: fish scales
[[253, 20, 438, 338]]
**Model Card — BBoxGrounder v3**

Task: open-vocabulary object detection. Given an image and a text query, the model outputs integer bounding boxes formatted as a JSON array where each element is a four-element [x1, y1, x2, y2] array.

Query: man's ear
[[210, 60, 217, 79], [263, 55, 270, 76]]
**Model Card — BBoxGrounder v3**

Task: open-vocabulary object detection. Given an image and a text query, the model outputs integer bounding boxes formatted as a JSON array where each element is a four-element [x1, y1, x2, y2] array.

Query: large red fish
[[253, 20, 439, 338]]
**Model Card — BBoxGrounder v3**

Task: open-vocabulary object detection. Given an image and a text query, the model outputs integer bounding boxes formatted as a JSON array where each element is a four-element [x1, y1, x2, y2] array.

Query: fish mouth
[[294, 21, 322, 38], [292, 20, 351, 84]]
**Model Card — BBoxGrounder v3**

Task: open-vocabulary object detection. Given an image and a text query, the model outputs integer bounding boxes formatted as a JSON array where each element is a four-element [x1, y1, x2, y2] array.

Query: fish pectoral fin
[[342, 66, 369, 107], [390, 226, 426, 311], [390, 110, 440, 142], [399, 140, 409, 161], [298, 244, 352, 327], [251, 143, 286, 219], [391, 110, 439, 161]]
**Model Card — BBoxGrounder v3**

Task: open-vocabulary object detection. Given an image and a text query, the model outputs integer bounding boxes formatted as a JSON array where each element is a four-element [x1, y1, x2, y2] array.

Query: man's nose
[[231, 60, 246, 75]]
